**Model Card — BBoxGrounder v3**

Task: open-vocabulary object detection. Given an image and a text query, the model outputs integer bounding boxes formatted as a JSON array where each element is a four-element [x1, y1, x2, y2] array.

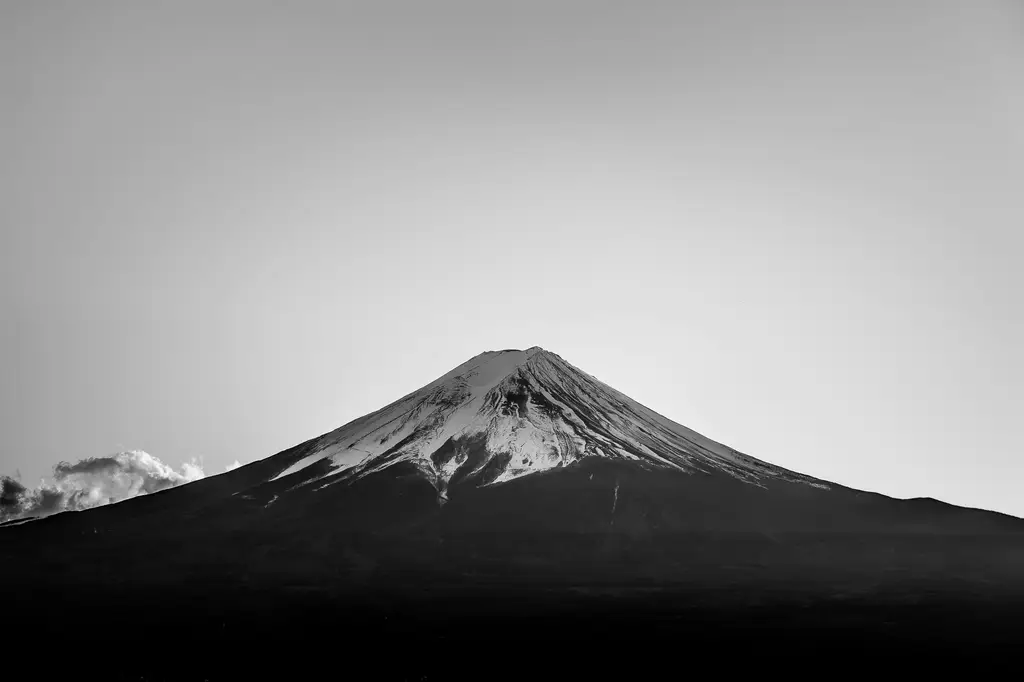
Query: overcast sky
[[2, 1, 1022, 516]]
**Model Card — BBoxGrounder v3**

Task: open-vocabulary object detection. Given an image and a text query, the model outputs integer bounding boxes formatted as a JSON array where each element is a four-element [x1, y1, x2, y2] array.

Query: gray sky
[[2, 1, 1022, 516]]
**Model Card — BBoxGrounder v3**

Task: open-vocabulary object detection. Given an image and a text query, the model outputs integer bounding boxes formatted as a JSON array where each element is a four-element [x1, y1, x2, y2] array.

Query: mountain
[[3, 347, 1023, 675]]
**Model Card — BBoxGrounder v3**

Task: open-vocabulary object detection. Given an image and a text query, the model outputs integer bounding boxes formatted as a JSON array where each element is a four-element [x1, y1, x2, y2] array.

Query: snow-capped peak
[[267, 347, 827, 496]]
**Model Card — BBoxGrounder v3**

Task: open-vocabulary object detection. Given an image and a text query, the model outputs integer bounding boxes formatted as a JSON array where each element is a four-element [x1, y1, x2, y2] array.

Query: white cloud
[[1, 451, 206, 521]]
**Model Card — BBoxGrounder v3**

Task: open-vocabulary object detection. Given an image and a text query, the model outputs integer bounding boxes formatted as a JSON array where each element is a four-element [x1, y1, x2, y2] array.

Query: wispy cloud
[[0, 451, 204, 521], [224, 460, 242, 472]]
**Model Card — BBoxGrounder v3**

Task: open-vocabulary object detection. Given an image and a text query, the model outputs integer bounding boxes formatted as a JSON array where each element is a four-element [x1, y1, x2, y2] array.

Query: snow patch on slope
[[270, 349, 544, 483], [265, 347, 828, 495]]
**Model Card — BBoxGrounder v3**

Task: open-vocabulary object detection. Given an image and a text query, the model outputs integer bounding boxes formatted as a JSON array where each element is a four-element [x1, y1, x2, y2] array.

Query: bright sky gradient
[[2, 1, 1022, 516]]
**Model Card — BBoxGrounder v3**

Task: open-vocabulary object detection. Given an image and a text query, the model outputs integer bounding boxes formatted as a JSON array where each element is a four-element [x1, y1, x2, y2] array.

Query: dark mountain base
[[6, 579, 1022, 679], [5, 459, 1023, 678]]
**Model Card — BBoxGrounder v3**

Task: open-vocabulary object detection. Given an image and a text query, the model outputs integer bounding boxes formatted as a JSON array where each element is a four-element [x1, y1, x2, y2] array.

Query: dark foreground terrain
[[7, 577, 1024, 678], [3, 456, 1024, 678]]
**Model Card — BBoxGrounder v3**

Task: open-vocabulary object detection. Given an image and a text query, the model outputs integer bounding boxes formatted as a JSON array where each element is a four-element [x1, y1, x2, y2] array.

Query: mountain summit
[[265, 347, 825, 503]]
